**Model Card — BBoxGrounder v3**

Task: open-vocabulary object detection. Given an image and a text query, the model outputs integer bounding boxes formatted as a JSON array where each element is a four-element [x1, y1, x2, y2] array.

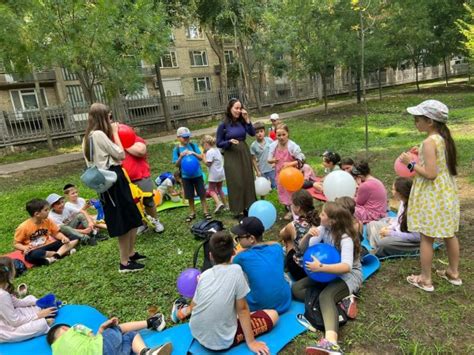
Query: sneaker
[[147, 312, 166, 331], [137, 224, 149, 235], [95, 233, 109, 241], [129, 251, 147, 262], [119, 261, 145, 273], [306, 339, 343, 355], [214, 203, 225, 214], [145, 342, 172, 355], [88, 237, 98, 246], [171, 297, 189, 323], [339, 295, 358, 319], [46, 257, 57, 265], [152, 218, 165, 233], [69, 248, 77, 256]]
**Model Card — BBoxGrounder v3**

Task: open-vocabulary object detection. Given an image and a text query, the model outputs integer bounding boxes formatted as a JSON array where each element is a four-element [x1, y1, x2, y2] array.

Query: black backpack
[[304, 286, 348, 331], [191, 219, 224, 272]]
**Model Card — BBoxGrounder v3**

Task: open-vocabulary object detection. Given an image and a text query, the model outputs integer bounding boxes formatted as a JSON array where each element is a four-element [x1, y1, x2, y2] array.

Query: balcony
[[0, 70, 57, 88]]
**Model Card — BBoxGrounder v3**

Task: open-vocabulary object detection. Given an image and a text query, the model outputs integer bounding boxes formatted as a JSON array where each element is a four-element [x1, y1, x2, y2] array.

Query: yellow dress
[[407, 134, 459, 238]]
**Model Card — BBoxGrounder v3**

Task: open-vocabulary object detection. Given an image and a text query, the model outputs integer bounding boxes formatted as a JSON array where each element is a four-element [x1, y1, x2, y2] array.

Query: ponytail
[[394, 177, 412, 233], [433, 121, 457, 176]]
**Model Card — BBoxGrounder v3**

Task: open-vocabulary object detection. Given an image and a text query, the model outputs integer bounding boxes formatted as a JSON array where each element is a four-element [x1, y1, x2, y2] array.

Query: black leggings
[[286, 249, 307, 281], [24, 241, 63, 266], [292, 277, 350, 333]]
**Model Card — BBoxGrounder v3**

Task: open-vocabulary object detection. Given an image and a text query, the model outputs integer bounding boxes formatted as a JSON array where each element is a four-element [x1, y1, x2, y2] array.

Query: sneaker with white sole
[[306, 338, 343, 355], [145, 342, 172, 355], [147, 312, 166, 331], [119, 261, 145, 273], [137, 224, 149, 235], [214, 203, 225, 214], [152, 218, 164, 233], [171, 297, 190, 323], [46, 257, 57, 265], [69, 248, 77, 256], [339, 295, 357, 319]]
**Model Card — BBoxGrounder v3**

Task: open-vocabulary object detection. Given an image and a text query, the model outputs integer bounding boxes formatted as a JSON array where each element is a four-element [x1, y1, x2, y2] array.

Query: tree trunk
[[154, 63, 172, 131], [33, 70, 54, 151], [206, 31, 228, 104], [76, 69, 96, 105], [238, 36, 262, 112], [321, 72, 328, 114], [378, 68, 382, 100], [359, 9, 368, 157], [356, 73, 361, 104], [443, 56, 449, 87], [415, 61, 420, 92]]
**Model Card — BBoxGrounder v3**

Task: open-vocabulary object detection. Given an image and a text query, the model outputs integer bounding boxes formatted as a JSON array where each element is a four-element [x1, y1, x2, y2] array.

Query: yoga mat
[[140, 324, 194, 355], [361, 254, 381, 281], [3, 250, 34, 268], [156, 199, 201, 212], [0, 305, 107, 355], [188, 301, 306, 354]]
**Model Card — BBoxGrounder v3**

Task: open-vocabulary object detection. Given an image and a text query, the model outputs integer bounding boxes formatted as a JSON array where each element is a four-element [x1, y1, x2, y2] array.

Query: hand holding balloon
[[305, 255, 322, 273]]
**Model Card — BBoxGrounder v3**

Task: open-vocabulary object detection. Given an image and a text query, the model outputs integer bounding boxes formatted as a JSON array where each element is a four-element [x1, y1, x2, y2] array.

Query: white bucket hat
[[270, 113, 280, 121], [407, 100, 449, 123]]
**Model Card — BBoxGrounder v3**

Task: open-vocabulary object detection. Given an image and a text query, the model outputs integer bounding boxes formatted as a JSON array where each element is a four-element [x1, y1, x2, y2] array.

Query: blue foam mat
[[0, 305, 107, 355], [188, 301, 306, 354], [361, 254, 381, 280], [140, 324, 194, 355]]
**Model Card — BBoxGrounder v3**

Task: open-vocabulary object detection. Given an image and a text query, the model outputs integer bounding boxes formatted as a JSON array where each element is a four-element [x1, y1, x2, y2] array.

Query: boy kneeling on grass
[[14, 199, 79, 266], [171, 231, 278, 354], [47, 315, 170, 355]]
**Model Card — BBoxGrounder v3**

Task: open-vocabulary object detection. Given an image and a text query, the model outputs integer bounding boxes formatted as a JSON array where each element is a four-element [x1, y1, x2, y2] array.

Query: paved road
[[0, 98, 358, 176]]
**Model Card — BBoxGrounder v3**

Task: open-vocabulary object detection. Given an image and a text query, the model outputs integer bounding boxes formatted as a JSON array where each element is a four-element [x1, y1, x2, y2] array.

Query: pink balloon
[[394, 153, 419, 178]]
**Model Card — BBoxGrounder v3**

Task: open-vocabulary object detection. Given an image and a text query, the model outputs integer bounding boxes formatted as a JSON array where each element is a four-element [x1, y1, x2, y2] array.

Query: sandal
[[436, 270, 462, 286], [17, 283, 28, 298], [406, 275, 434, 292], [204, 213, 212, 220], [185, 214, 196, 222]]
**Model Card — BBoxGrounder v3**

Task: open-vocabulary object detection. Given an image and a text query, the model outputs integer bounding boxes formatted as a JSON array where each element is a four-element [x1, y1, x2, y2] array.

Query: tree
[[1, 0, 170, 120], [427, 0, 468, 86], [457, 3, 474, 81]]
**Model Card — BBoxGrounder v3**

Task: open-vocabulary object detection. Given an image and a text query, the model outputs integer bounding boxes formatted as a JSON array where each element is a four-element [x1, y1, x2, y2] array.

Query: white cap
[[407, 100, 448, 123], [46, 193, 62, 206], [270, 113, 280, 121], [176, 127, 191, 138]]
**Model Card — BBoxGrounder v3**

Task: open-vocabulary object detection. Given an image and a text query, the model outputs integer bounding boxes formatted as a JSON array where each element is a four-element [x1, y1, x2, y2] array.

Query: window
[[160, 51, 178, 68], [224, 50, 235, 64], [186, 25, 203, 39], [189, 51, 208, 67], [62, 68, 79, 81], [66, 84, 105, 108], [9, 88, 48, 111], [158, 78, 183, 96], [193, 77, 211, 92]]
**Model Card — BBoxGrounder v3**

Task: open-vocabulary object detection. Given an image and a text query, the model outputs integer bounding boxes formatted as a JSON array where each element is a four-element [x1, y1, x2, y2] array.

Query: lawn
[[0, 83, 473, 354]]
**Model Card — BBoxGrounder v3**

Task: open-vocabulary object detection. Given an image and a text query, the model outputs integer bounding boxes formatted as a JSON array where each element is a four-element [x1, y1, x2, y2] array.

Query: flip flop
[[185, 214, 196, 222], [436, 270, 463, 286], [406, 275, 434, 292]]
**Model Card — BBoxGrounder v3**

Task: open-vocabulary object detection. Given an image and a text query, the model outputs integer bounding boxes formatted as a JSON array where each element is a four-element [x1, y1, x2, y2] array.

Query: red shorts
[[233, 311, 274, 346]]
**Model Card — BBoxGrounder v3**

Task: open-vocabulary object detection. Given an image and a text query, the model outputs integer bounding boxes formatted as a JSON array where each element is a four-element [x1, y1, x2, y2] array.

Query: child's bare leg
[[56, 239, 79, 256], [444, 236, 460, 278], [200, 197, 209, 214], [210, 192, 220, 206], [131, 333, 147, 354], [419, 234, 434, 285], [119, 320, 147, 333], [188, 199, 196, 215]]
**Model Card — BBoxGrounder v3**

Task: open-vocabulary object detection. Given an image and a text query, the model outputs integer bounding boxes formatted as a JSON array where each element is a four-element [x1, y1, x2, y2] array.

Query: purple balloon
[[177, 268, 201, 298]]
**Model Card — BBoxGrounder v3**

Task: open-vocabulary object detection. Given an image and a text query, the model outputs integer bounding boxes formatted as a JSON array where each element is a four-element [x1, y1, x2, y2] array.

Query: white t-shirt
[[48, 205, 76, 226], [65, 198, 87, 214], [205, 147, 225, 182], [190, 264, 250, 350], [157, 178, 173, 195]]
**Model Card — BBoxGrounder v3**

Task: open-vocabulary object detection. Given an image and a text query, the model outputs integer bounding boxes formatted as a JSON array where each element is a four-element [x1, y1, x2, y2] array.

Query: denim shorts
[[102, 326, 137, 355]]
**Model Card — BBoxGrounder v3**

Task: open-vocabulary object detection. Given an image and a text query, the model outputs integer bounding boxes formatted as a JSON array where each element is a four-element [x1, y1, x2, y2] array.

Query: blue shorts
[[102, 326, 137, 355]]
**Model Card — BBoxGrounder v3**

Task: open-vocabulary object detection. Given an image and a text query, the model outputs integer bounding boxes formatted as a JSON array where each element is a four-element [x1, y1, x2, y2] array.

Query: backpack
[[303, 286, 348, 331], [13, 259, 27, 277], [191, 219, 224, 272]]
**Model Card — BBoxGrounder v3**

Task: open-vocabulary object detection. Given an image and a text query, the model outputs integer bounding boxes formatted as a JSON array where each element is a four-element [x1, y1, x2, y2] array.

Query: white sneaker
[[214, 203, 225, 214], [69, 248, 77, 255], [137, 224, 148, 235], [46, 257, 57, 265], [153, 218, 164, 233]]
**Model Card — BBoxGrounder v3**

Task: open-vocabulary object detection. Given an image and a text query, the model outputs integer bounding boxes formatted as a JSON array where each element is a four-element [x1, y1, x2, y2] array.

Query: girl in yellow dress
[[400, 100, 461, 292]]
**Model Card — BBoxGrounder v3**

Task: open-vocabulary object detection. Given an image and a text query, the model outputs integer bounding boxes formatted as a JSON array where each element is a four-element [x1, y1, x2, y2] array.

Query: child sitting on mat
[[367, 177, 420, 258], [171, 231, 278, 354], [279, 190, 320, 281], [293, 202, 361, 355], [14, 199, 79, 266], [231, 217, 291, 314], [155, 172, 181, 203], [335, 196, 363, 241], [63, 183, 107, 230], [47, 315, 169, 355], [0, 257, 57, 343], [313, 151, 341, 192]]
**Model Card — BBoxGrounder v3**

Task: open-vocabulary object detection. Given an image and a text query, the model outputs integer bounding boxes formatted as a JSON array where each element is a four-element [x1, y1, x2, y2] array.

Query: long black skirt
[[101, 165, 142, 237], [224, 141, 257, 214]]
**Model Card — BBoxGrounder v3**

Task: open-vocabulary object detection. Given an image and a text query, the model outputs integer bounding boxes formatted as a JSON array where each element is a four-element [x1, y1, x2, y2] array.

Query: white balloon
[[323, 170, 357, 201], [255, 177, 272, 196]]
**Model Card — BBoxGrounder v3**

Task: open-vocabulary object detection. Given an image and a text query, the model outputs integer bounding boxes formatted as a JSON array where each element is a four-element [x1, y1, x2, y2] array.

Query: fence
[[0, 63, 469, 148]]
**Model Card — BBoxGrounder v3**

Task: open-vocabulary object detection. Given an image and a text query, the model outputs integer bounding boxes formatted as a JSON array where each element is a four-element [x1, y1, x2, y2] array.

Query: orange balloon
[[279, 167, 304, 192], [153, 189, 162, 206]]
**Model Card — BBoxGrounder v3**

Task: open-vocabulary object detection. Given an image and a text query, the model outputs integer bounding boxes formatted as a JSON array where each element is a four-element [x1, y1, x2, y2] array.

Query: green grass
[[0, 83, 473, 354]]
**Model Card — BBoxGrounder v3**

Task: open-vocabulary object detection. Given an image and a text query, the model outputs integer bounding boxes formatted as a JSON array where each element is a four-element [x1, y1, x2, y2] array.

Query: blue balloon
[[303, 243, 341, 283], [248, 200, 277, 230], [181, 155, 200, 176]]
